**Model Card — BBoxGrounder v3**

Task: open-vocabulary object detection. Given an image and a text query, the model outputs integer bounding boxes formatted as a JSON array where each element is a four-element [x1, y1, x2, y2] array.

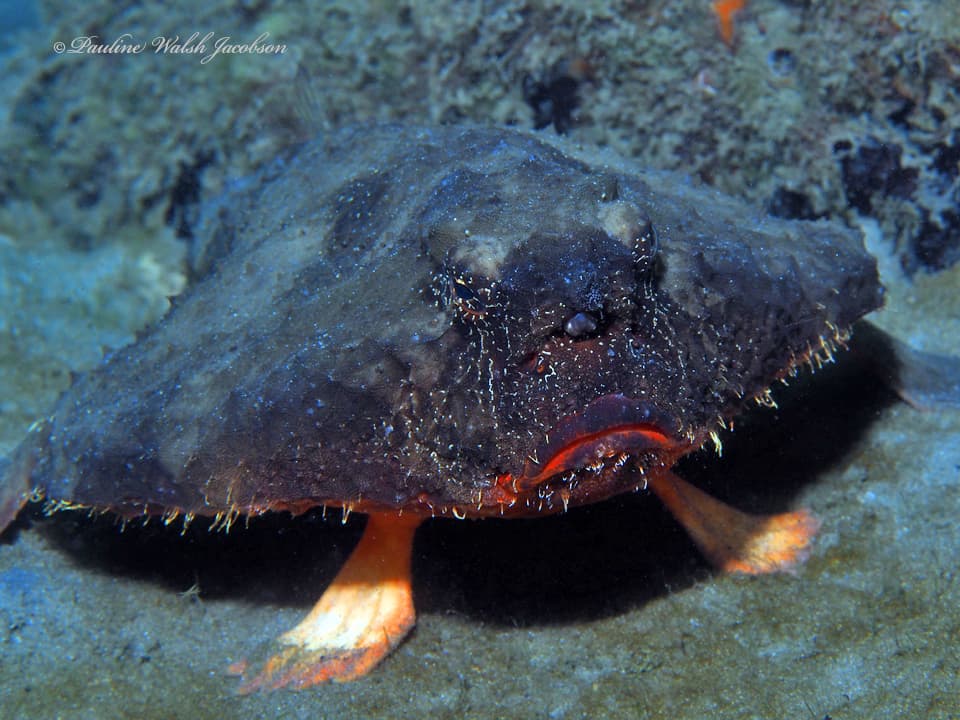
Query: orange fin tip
[[237, 511, 422, 692], [645, 469, 819, 575]]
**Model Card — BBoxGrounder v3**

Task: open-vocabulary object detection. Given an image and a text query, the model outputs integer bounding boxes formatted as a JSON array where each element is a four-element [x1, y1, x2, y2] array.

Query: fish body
[[0, 124, 881, 524]]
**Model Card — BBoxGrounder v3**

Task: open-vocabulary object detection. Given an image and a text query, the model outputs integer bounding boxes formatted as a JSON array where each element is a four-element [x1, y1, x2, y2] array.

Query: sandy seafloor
[[1, 1, 959, 718]]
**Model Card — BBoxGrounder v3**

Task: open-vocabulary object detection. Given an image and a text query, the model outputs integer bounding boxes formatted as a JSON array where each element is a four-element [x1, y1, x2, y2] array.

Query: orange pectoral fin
[[645, 470, 819, 575], [238, 511, 422, 692]]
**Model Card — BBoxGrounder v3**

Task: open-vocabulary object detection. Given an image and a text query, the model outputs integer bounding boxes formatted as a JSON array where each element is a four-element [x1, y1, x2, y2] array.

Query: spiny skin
[[0, 124, 882, 526]]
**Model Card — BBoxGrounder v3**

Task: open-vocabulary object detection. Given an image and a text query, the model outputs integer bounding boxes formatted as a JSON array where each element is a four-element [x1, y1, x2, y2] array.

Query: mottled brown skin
[[0, 124, 882, 529]]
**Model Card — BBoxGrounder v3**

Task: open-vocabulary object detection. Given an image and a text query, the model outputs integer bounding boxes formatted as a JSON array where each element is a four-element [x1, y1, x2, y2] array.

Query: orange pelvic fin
[[645, 469, 819, 575], [238, 511, 422, 692]]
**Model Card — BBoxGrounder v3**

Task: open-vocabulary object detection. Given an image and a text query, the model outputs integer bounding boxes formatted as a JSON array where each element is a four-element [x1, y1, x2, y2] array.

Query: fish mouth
[[516, 393, 689, 491]]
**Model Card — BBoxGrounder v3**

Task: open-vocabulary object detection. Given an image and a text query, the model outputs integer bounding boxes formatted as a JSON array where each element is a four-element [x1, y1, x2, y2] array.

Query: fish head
[[420, 147, 882, 513]]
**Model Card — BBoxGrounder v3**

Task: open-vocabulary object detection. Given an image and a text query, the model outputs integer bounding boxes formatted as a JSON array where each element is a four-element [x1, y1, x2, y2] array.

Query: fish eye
[[452, 277, 479, 303], [446, 272, 489, 322], [564, 311, 598, 337]]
